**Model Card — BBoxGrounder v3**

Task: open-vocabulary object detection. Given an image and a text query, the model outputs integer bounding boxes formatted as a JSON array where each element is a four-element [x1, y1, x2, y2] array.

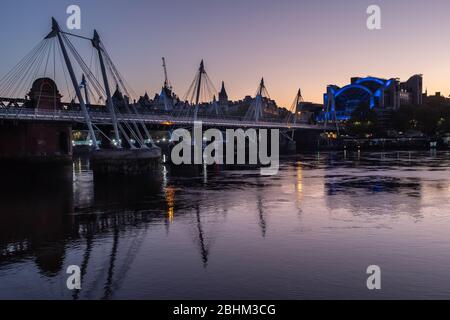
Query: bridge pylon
[[244, 78, 270, 123], [47, 18, 100, 150]]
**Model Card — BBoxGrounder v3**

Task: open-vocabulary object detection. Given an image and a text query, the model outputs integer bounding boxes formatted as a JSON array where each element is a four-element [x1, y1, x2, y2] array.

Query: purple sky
[[1, 0, 450, 107]]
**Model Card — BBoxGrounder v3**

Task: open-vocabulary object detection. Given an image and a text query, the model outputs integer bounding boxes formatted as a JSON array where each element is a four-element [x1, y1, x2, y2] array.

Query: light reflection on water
[[0, 151, 449, 299]]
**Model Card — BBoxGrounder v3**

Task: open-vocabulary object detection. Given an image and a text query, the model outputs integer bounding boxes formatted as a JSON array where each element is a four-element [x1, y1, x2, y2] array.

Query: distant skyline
[[1, 0, 450, 107]]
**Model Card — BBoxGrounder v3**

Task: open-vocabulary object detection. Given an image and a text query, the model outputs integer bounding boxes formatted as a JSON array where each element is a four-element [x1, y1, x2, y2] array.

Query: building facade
[[0, 78, 72, 163], [321, 75, 423, 122]]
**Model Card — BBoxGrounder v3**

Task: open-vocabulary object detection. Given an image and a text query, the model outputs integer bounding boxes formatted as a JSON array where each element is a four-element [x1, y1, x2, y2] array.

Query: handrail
[[0, 107, 324, 130]]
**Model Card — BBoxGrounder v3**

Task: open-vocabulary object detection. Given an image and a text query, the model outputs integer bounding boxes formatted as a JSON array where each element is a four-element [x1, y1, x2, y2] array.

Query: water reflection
[[0, 166, 73, 278], [0, 151, 449, 299]]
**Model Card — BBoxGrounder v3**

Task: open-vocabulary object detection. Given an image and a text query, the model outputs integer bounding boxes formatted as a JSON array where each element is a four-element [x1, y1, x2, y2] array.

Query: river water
[[0, 151, 449, 299]]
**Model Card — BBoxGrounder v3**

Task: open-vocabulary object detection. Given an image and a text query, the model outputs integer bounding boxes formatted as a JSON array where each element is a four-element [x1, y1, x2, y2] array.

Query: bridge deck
[[0, 107, 327, 130]]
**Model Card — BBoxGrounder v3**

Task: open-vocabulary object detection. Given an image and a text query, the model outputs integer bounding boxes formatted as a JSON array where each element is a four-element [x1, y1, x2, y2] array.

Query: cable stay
[[285, 89, 304, 126], [46, 18, 100, 149], [98, 38, 155, 148], [281, 89, 305, 141], [244, 78, 271, 122], [0, 17, 161, 151], [174, 60, 221, 120], [324, 86, 340, 136]]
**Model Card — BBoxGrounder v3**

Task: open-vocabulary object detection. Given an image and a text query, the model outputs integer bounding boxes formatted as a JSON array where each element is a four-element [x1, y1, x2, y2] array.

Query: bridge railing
[[0, 107, 86, 122], [0, 107, 323, 129], [0, 97, 314, 126]]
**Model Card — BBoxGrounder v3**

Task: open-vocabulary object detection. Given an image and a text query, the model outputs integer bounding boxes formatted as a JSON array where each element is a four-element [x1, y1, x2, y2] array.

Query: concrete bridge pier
[[293, 129, 323, 152], [91, 148, 161, 176], [280, 134, 297, 154]]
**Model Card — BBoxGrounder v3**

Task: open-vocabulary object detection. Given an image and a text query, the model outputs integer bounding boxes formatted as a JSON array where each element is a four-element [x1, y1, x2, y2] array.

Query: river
[[0, 151, 449, 299]]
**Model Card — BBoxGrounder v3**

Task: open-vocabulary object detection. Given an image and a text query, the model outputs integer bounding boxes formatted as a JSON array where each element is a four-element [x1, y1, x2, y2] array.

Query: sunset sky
[[1, 0, 450, 107]]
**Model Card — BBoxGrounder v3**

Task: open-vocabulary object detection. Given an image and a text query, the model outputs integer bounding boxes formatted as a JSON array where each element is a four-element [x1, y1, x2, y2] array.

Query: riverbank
[[317, 136, 449, 151]]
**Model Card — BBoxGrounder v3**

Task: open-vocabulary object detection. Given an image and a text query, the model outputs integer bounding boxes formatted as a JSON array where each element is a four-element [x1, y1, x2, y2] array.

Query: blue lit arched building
[[320, 75, 423, 122]]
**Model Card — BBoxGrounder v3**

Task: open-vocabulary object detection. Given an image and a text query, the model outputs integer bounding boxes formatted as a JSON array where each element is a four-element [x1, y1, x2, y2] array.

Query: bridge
[[0, 101, 325, 130], [0, 18, 336, 170]]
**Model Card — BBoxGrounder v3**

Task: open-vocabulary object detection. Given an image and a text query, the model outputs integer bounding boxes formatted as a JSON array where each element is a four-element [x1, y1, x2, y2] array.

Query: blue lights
[[319, 76, 393, 122], [355, 77, 386, 87], [385, 79, 393, 87], [370, 96, 375, 109], [335, 84, 373, 98]]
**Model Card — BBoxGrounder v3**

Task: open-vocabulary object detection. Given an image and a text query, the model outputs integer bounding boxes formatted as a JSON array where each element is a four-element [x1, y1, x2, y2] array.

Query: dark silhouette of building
[[0, 78, 72, 163], [401, 74, 423, 105], [218, 81, 228, 105]]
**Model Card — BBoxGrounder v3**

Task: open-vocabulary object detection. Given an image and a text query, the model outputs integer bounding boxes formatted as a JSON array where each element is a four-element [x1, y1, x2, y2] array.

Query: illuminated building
[[320, 75, 423, 122]]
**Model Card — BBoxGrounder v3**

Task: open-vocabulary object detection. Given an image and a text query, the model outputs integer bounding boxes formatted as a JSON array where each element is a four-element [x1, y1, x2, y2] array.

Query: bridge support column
[[294, 129, 323, 151]]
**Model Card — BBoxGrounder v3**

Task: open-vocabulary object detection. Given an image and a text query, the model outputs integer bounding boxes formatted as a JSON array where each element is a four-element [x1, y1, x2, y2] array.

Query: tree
[[392, 103, 450, 135], [346, 103, 380, 137]]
